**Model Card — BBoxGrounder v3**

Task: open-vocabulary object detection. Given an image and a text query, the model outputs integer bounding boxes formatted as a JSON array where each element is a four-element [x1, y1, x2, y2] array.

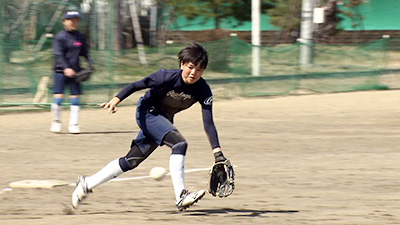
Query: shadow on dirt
[[75, 130, 137, 135], [175, 208, 299, 217]]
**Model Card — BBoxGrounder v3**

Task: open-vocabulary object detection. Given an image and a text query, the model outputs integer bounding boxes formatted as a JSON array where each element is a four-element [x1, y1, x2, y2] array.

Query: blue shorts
[[53, 72, 82, 95], [134, 97, 176, 153]]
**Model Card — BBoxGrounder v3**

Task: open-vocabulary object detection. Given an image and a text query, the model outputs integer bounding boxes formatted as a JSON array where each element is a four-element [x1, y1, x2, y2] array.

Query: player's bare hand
[[98, 102, 118, 114], [64, 68, 76, 78], [98, 97, 121, 114]]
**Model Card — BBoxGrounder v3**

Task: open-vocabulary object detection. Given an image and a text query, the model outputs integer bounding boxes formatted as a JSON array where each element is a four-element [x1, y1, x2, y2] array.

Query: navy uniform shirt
[[53, 30, 89, 73], [116, 69, 220, 149]]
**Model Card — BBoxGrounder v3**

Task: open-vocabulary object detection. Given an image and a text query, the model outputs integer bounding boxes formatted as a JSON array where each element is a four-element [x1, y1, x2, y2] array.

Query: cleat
[[176, 189, 205, 211], [50, 121, 62, 133], [68, 124, 80, 134], [72, 176, 92, 209]]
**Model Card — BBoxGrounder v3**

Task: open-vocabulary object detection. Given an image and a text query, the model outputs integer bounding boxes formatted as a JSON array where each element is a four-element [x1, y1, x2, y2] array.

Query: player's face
[[180, 62, 205, 84], [63, 17, 80, 31]]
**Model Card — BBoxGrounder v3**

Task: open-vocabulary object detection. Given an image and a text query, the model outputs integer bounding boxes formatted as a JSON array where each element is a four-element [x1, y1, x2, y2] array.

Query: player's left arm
[[201, 101, 220, 150], [201, 106, 227, 161], [201, 100, 235, 197]]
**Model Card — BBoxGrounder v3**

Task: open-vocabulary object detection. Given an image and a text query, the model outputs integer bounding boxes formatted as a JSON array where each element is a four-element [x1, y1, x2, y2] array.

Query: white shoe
[[50, 121, 62, 133], [68, 124, 80, 134], [72, 176, 92, 209], [176, 189, 205, 211]]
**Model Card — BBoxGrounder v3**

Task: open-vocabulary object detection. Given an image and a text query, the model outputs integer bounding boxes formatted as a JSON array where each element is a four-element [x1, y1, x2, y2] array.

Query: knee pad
[[171, 141, 188, 156], [163, 130, 187, 156], [119, 142, 147, 172], [163, 130, 185, 148], [54, 97, 64, 106], [70, 97, 80, 106]]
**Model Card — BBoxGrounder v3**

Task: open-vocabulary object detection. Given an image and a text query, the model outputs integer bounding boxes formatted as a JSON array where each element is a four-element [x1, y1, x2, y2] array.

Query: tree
[[336, 0, 364, 29], [265, 0, 364, 39], [1, 0, 24, 62], [160, 0, 274, 29], [265, 0, 301, 39]]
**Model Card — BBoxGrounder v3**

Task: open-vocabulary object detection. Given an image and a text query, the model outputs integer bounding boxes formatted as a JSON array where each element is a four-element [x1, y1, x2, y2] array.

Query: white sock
[[69, 105, 80, 126], [169, 154, 186, 202], [85, 158, 124, 190], [51, 103, 62, 122]]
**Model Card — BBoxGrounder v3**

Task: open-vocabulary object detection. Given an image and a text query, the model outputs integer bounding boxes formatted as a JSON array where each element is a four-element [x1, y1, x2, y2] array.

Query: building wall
[[158, 29, 400, 46]]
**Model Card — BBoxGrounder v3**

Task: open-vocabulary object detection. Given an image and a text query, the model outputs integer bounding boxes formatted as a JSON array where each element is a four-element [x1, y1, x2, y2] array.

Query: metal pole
[[0, 0, 5, 103], [251, 0, 261, 76], [149, 3, 158, 47], [299, 0, 314, 67], [0, 0, 8, 104]]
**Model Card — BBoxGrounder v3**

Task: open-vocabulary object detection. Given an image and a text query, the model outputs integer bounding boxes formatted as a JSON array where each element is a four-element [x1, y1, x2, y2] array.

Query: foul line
[[68, 167, 215, 186], [3, 165, 237, 191]]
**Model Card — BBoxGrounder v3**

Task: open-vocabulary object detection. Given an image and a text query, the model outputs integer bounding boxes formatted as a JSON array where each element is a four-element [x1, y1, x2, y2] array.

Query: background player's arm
[[63, 68, 75, 77], [53, 35, 75, 77]]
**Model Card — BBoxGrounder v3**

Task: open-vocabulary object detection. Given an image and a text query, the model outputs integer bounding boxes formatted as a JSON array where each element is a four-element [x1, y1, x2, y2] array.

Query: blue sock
[[70, 97, 80, 106], [54, 98, 64, 106]]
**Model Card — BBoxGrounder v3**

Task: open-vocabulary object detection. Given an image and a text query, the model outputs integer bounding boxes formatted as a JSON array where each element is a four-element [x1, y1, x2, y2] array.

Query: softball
[[149, 167, 167, 181]]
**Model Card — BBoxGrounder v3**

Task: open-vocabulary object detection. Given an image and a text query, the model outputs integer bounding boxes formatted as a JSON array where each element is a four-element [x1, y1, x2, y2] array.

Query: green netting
[[225, 37, 392, 96], [1, 1, 399, 113]]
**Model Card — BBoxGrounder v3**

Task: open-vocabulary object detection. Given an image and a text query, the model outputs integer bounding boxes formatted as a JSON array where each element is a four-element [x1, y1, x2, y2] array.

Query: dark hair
[[178, 42, 208, 69]]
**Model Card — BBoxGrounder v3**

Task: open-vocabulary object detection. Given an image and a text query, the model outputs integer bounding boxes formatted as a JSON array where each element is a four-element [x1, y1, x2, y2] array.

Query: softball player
[[72, 42, 228, 211], [50, 11, 93, 134]]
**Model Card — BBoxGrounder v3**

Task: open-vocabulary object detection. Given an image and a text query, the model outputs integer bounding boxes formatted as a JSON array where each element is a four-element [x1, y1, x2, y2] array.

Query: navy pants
[[134, 97, 176, 155], [53, 72, 82, 95]]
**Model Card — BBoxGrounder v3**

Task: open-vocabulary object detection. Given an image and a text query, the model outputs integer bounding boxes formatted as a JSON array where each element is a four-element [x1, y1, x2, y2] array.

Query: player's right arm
[[98, 69, 170, 113], [115, 69, 170, 101], [98, 96, 121, 114]]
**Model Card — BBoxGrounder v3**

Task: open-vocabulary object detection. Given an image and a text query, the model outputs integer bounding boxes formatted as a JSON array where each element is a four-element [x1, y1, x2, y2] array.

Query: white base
[[9, 180, 70, 189]]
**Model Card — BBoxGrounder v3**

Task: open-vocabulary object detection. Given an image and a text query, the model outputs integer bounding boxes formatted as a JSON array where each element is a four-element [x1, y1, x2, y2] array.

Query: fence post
[[299, 0, 314, 67], [0, 0, 4, 103], [251, 0, 261, 76]]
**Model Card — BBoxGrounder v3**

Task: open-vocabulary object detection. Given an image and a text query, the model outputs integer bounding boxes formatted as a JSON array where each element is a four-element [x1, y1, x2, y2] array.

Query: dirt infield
[[1, 90, 399, 225]]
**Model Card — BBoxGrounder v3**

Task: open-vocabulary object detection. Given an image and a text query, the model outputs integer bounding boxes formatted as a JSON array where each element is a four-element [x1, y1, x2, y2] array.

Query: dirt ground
[[1, 90, 399, 225]]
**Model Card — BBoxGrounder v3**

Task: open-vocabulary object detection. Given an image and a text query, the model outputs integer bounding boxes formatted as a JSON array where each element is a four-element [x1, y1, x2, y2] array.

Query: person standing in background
[[50, 10, 93, 134]]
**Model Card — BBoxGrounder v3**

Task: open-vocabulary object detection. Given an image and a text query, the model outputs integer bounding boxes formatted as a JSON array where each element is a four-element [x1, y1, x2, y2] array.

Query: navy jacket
[[53, 30, 90, 73], [116, 69, 220, 149]]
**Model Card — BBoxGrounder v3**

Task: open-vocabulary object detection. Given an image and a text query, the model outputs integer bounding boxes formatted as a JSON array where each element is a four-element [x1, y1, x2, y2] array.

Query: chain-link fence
[[1, 0, 399, 113]]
